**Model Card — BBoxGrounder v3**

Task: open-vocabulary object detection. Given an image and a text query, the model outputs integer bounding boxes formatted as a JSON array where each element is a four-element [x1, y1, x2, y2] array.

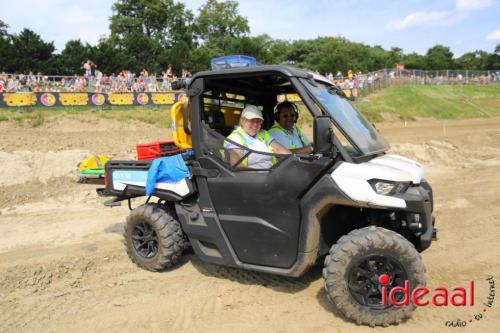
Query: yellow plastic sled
[[77, 155, 110, 183]]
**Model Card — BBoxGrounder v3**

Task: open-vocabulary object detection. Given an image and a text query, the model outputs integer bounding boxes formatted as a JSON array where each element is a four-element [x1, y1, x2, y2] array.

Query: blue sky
[[1, 0, 499, 57]]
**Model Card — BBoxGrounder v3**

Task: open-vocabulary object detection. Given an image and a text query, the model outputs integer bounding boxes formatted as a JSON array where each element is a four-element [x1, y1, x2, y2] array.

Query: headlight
[[373, 181, 395, 195], [368, 179, 409, 196]]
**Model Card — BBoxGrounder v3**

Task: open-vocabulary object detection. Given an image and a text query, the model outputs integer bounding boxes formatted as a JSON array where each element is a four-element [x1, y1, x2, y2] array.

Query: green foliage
[[425, 45, 454, 70], [109, 0, 194, 72], [402, 52, 426, 69], [456, 50, 490, 70], [187, 45, 222, 72], [387, 47, 404, 67], [355, 84, 500, 121], [55, 39, 93, 75], [92, 38, 129, 75], [2, 28, 55, 73], [0, 21, 9, 67], [95, 106, 172, 128], [487, 44, 500, 69], [29, 110, 45, 127], [194, 0, 249, 52], [0, 20, 8, 37]]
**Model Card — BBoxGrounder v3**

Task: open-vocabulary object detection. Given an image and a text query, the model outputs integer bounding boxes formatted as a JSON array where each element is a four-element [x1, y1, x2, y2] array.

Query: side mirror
[[314, 116, 334, 154]]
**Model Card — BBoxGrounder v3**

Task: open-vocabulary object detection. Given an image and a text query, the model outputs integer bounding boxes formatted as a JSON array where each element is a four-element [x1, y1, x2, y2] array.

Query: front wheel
[[124, 203, 185, 271], [322, 226, 426, 326]]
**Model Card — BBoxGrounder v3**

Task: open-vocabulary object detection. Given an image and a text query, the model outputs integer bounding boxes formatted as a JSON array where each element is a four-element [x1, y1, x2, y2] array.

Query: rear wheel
[[322, 226, 426, 326], [124, 203, 185, 271]]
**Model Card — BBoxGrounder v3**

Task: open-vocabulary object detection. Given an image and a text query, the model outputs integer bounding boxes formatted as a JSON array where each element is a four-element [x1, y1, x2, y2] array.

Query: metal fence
[[333, 69, 500, 99]]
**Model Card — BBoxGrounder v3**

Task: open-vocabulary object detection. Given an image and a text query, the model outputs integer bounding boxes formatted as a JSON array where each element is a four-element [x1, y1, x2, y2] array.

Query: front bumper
[[395, 180, 437, 252]]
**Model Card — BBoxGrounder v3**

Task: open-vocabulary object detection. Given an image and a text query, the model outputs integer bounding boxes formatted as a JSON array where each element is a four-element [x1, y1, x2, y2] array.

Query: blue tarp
[[145, 154, 190, 196]]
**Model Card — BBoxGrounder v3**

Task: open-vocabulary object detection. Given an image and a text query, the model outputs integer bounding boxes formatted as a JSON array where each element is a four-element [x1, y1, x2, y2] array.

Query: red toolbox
[[136, 141, 183, 160]]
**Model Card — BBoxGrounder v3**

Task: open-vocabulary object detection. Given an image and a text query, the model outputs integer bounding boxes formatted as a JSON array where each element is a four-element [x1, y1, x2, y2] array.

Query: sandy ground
[[0, 115, 499, 332]]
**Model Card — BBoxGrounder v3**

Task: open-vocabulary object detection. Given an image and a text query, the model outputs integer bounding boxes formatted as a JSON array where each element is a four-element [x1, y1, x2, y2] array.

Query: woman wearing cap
[[225, 105, 290, 169]]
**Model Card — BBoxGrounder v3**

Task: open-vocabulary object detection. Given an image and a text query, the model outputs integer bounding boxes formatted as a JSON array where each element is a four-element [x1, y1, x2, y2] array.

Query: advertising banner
[[0, 92, 187, 108]]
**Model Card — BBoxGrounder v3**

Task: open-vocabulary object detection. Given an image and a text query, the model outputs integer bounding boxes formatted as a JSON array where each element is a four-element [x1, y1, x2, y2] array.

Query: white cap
[[241, 105, 264, 120]]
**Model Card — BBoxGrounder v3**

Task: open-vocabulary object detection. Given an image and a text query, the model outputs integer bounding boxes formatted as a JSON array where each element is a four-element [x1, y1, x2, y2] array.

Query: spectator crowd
[[0, 59, 192, 93], [0, 60, 498, 97]]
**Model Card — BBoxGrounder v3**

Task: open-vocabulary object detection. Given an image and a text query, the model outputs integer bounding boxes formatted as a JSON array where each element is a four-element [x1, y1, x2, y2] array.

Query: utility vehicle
[[98, 64, 437, 326]]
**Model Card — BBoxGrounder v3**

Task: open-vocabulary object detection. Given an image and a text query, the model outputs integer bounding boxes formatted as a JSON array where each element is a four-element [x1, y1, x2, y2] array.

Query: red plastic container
[[136, 140, 183, 160]]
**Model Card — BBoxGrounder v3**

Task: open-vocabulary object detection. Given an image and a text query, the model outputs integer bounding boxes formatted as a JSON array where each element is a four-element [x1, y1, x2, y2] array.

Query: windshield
[[301, 78, 389, 156]]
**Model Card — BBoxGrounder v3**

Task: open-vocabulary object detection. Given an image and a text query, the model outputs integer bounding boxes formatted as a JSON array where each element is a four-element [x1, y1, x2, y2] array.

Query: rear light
[[104, 172, 108, 186]]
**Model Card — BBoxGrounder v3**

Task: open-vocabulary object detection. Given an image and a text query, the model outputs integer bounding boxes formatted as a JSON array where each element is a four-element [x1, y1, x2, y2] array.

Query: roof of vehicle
[[190, 65, 334, 93], [192, 65, 307, 79], [192, 65, 334, 81]]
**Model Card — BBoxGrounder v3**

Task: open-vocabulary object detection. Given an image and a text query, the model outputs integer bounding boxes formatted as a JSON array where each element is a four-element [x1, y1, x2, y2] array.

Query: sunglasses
[[281, 113, 296, 119]]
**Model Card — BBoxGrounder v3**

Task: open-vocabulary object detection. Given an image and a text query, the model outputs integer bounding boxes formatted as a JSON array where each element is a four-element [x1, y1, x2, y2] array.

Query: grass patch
[[28, 110, 45, 127], [355, 84, 500, 121], [13, 115, 24, 125], [95, 106, 172, 128], [0, 105, 172, 128]]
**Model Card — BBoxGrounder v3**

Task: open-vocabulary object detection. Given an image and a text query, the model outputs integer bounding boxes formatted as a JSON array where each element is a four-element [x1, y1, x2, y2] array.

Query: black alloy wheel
[[124, 204, 186, 271], [347, 254, 408, 310], [132, 220, 159, 258]]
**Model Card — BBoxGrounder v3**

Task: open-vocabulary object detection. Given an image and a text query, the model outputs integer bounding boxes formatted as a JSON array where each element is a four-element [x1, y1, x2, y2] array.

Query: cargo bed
[[98, 159, 196, 203]]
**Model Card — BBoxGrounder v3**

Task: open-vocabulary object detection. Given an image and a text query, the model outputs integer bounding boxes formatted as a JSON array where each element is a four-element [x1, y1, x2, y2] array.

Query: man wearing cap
[[225, 105, 290, 169]]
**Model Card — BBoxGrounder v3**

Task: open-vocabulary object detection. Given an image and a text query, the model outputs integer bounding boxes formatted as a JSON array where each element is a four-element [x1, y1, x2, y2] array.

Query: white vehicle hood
[[367, 154, 424, 184], [330, 154, 425, 209]]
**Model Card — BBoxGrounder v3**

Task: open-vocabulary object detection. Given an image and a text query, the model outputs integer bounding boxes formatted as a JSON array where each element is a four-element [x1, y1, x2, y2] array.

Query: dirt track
[[1, 116, 499, 332]]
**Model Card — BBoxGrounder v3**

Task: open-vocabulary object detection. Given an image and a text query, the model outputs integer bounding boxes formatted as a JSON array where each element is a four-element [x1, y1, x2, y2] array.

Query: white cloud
[[386, 11, 467, 31], [456, 0, 495, 11], [486, 29, 500, 40], [387, 0, 495, 32]]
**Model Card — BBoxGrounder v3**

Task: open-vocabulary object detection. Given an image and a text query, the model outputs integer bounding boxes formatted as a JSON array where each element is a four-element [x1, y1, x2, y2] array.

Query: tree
[[0, 20, 12, 72], [227, 34, 279, 64], [194, 0, 249, 52], [91, 38, 128, 75], [109, 0, 194, 72], [287, 39, 317, 65], [367, 45, 390, 70], [425, 45, 454, 70], [286, 37, 375, 74], [387, 47, 403, 68], [6, 28, 55, 73], [188, 45, 222, 72], [456, 50, 490, 70], [403, 52, 426, 69], [486, 44, 500, 70], [55, 39, 93, 75], [0, 19, 8, 38], [268, 39, 291, 65]]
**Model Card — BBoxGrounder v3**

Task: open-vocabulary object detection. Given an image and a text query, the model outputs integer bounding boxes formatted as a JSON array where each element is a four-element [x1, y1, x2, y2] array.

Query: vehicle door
[[193, 92, 330, 269]]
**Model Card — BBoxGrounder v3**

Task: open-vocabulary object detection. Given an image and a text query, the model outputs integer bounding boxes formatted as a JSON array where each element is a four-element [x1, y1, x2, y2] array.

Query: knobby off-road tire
[[322, 226, 426, 327], [124, 203, 185, 271]]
